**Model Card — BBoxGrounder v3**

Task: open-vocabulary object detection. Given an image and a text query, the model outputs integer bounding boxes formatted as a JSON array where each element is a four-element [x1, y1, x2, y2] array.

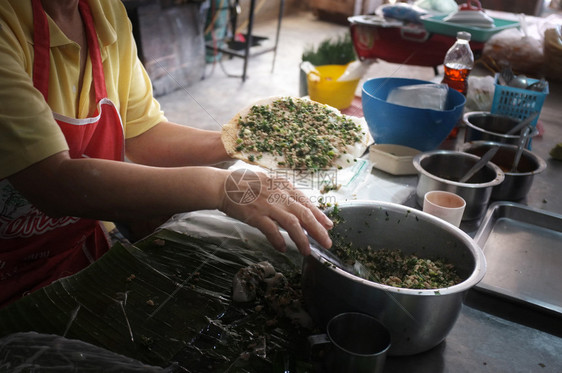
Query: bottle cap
[[457, 31, 472, 41]]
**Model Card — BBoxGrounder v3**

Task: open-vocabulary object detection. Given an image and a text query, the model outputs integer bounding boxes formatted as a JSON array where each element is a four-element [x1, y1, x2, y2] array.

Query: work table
[[0, 78, 560, 373]]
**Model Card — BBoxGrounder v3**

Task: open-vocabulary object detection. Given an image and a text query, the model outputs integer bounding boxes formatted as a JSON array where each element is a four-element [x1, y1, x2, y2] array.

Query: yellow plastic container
[[307, 64, 360, 110]]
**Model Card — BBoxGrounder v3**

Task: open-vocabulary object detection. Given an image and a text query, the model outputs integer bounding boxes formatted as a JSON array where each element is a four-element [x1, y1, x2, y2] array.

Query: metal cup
[[308, 312, 391, 373]]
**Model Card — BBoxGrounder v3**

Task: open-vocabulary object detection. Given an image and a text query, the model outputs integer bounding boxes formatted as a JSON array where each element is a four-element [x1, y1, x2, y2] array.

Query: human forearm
[[126, 121, 230, 167], [9, 151, 227, 222], [9, 151, 334, 255]]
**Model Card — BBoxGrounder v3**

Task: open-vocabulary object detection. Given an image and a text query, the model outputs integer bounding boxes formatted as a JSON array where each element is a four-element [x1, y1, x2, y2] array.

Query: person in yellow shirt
[[0, 0, 333, 307]]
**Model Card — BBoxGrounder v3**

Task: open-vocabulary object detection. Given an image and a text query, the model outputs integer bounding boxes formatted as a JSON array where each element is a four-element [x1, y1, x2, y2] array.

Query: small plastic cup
[[423, 190, 466, 227]]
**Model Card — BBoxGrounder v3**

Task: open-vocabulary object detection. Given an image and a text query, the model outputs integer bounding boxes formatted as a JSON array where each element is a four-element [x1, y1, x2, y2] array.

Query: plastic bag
[[337, 60, 373, 82], [0, 332, 171, 372], [387, 84, 448, 110], [541, 15, 562, 81], [482, 14, 544, 75], [414, 0, 459, 14], [465, 75, 496, 112], [377, 3, 427, 24], [544, 26, 562, 80]]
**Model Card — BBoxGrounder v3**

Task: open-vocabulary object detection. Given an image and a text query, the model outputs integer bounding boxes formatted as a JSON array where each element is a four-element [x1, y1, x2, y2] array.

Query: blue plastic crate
[[491, 73, 549, 128]]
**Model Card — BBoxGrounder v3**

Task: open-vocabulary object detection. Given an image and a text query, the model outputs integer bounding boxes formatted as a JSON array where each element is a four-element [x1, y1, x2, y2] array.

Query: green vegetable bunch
[[301, 33, 356, 66]]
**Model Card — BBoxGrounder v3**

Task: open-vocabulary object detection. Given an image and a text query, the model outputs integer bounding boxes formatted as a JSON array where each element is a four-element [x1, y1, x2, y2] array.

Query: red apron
[[0, 0, 125, 307]]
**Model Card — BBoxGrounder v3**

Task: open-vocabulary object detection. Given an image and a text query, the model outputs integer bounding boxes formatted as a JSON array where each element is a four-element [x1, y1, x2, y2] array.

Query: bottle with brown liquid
[[442, 31, 474, 138]]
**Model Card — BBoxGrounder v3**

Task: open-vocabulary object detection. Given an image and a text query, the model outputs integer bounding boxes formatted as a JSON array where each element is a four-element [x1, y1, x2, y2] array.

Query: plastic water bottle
[[442, 31, 474, 96], [442, 31, 473, 139]]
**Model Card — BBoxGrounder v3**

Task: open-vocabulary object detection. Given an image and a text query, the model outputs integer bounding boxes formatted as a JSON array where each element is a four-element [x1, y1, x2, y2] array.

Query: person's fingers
[[292, 202, 332, 251], [267, 199, 332, 255], [286, 187, 334, 230], [312, 205, 334, 230], [246, 214, 287, 253], [270, 208, 310, 255], [219, 169, 333, 255], [264, 178, 332, 253]]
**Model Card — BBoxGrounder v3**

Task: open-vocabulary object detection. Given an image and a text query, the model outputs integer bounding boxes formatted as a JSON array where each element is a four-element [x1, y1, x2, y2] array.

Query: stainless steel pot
[[463, 111, 539, 148], [460, 141, 547, 201], [302, 201, 486, 356], [413, 150, 505, 220]]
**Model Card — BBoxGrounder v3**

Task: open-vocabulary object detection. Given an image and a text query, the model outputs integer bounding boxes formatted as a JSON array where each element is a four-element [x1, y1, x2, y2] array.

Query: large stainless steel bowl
[[302, 201, 486, 356], [413, 150, 505, 221], [460, 141, 547, 201]]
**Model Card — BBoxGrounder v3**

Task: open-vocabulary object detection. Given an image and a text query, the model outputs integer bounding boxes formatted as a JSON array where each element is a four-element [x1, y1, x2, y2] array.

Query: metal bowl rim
[[463, 111, 539, 139], [413, 150, 505, 187], [459, 141, 547, 176], [311, 200, 487, 296]]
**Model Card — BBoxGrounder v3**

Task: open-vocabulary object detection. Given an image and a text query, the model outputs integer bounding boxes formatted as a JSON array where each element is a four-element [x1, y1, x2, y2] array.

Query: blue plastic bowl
[[362, 78, 466, 151]]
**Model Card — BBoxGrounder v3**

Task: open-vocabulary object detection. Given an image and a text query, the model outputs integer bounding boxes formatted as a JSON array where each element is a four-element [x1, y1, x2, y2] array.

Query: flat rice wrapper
[[221, 96, 373, 171]]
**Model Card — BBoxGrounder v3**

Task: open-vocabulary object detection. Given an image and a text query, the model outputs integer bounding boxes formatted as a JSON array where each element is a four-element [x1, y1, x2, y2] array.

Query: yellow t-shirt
[[0, 0, 166, 180]]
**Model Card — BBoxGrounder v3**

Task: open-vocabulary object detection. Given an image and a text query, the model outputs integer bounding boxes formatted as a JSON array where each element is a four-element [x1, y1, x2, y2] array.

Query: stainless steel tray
[[473, 202, 562, 317]]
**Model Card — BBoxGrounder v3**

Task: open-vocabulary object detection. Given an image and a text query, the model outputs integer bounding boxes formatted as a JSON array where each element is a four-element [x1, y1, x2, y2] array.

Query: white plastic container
[[369, 144, 420, 175]]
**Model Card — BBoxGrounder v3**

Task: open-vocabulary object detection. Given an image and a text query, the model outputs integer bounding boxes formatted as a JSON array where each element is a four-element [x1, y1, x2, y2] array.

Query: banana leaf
[[0, 212, 314, 372]]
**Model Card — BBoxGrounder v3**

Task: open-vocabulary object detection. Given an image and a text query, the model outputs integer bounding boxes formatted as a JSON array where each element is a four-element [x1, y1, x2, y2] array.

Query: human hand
[[220, 169, 333, 256]]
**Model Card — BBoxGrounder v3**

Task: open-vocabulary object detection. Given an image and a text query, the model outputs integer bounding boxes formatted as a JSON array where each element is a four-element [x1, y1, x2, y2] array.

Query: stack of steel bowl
[[461, 111, 547, 201]]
